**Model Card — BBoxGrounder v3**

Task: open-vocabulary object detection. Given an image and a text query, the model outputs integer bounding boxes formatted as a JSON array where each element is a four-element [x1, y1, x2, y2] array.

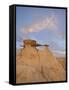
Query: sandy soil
[[56, 57, 66, 70], [16, 47, 66, 83]]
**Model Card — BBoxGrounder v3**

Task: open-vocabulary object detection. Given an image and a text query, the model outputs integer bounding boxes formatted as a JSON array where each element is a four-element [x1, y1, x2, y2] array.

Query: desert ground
[[16, 47, 66, 83], [56, 57, 66, 70]]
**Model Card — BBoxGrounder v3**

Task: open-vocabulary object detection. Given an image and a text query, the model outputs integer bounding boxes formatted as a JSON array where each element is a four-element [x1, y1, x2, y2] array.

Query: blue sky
[[16, 6, 66, 57]]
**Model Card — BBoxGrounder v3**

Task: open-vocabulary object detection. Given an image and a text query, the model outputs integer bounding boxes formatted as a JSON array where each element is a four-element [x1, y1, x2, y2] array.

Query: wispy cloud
[[21, 14, 58, 39], [52, 50, 65, 58]]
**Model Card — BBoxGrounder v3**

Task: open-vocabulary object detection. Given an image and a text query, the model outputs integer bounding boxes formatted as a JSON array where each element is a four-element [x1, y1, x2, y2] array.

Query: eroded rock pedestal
[[16, 40, 66, 83]]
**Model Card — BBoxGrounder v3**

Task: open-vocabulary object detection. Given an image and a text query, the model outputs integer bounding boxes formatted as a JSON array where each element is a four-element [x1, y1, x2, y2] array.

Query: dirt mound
[[16, 45, 66, 83]]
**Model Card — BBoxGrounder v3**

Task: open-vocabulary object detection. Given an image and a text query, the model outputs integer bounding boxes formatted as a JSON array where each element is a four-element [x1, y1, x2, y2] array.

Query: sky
[[16, 6, 66, 57]]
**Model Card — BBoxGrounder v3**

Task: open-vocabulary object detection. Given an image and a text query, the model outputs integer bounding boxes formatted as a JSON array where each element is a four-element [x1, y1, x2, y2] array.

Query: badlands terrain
[[16, 46, 66, 83]]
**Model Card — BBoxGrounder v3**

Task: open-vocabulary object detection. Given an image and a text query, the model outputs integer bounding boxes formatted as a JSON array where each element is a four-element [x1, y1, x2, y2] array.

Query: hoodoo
[[16, 39, 65, 83]]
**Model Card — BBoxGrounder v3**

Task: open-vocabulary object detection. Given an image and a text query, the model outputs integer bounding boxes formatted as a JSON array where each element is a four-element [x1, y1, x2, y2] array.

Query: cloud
[[52, 50, 66, 58], [21, 14, 58, 39]]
